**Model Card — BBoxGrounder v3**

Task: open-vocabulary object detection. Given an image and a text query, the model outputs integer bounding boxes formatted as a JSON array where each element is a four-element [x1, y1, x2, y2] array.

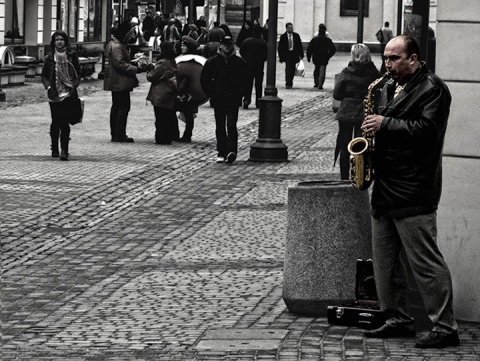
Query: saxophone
[[347, 75, 386, 191]]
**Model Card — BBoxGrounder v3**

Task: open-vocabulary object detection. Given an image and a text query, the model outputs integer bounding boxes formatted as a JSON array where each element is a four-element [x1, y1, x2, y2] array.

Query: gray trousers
[[371, 212, 458, 333]]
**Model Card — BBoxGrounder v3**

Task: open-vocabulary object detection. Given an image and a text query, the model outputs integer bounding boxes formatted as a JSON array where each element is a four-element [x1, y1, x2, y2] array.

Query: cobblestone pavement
[[1, 54, 479, 360]]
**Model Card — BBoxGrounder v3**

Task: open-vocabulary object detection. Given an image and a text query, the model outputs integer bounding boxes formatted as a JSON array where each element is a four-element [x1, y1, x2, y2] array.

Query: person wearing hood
[[306, 25, 336, 89], [333, 43, 381, 179], [200, 36, 248, 164]]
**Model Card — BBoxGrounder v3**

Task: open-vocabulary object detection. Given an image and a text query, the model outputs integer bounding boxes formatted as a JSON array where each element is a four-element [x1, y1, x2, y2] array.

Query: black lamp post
[[0, 62, 6, 101], [249, 0, 288, 162], [357, 0, 364, 43], [217, 0, 221, 23]]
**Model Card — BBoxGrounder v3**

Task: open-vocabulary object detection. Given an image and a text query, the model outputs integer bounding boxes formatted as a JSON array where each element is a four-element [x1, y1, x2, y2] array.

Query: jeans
[[313, 64, 326, 88], [49, 98, 73, 153], [110, 90, 131, 140], [214, 106, 239, 157], [371, 212, 458, 333]]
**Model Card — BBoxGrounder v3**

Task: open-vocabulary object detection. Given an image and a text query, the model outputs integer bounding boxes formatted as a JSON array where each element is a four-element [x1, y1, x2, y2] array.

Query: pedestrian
[[162, 18, 181, 44], [240, 25, 267, 109], [235, 20, 253, 47], [361, 35, 459, 349], [41, 30, 82, 161], [104, 26, 145, 143], [332, 43, 380, 179], [277, 22, 304, 89], [306, 25, 336, 89], [379, 21, 394, 73], [142, 10, 156, 41], [123, 17, 145, 58], [176, 36, 201, 142], [208, 22, 226, 44], [261, 19, 269, 42], [146, 41, 179, 144], [200, 36, 248, 164]]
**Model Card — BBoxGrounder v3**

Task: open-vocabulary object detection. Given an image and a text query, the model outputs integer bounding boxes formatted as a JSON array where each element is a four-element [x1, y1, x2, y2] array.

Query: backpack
[[375, 29, 384, 42]]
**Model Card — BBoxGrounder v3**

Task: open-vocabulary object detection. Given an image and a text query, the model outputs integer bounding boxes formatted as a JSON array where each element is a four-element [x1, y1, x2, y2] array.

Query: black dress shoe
[[178, 137, 191, 143], [364, 323, 415, 338], [113, 136, 134, 143], [415, 331, 460, 349]]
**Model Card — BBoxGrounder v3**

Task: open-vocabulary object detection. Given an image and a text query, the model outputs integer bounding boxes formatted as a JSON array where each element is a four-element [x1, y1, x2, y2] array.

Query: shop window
[[340, 0, 369, 17], [58, 0, 79, 42], [5, 0, 25, 44], [84, 0, 103, 42]]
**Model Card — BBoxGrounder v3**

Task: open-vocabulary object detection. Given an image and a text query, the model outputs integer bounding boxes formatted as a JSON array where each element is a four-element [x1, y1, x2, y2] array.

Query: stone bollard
[[283, 180, 372, 316]]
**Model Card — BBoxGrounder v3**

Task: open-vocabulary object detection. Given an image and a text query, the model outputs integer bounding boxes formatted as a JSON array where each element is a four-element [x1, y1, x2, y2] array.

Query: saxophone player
[[362, 35, 459, 349]]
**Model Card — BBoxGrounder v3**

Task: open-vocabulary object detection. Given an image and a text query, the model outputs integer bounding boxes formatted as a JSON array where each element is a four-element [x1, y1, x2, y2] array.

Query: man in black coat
[[200, 36, 248, 164], [240, 26, 268, 109], [307, 26, 336, 89], [277, 22, 304, 89], [362, 35, 459, 349]]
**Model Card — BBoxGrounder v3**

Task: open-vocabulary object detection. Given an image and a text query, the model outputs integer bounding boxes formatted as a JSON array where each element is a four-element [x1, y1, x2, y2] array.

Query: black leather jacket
[[372, 63, 451, 217]]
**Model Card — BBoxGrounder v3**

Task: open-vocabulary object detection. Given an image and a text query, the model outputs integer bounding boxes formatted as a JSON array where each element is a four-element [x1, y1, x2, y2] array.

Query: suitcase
[[327, 259, 386, 329]]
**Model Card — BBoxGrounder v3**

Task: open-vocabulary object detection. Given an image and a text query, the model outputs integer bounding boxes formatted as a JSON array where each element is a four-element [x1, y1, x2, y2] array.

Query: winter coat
[[41, 50, 81, 100], [371, 63, 451, 217], [306, 35, 336, 66], [200, 52, 248, 109], [146, 58, 178, 109], [333, 61, 381, 123], [103, 37, 139, 92], [278, 32, 304, 63], [240, 36, 268, 70]]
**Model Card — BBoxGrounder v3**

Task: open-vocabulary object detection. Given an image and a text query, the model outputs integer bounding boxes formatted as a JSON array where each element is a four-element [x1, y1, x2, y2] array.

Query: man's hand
[[362, 115, 385, 133]]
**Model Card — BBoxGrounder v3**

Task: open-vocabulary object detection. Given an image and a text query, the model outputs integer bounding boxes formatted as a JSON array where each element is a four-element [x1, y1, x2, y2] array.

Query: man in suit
[[278, 22, 304, 89]]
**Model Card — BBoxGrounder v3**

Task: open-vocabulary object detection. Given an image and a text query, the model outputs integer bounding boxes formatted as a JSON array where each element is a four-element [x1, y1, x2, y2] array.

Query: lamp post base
[[249, 94, 288, 162], [0, 89, 5, 102]]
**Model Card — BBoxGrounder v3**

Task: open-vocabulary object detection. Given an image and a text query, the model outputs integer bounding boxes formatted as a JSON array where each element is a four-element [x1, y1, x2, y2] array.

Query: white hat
[[130, 17, 139, 25]]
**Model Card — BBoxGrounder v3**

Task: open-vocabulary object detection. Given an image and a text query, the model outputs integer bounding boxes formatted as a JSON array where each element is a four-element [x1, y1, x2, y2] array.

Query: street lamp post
[[248, 0, 288, 162], [357, 0, 364, 43], [0, 62, 6, 101]]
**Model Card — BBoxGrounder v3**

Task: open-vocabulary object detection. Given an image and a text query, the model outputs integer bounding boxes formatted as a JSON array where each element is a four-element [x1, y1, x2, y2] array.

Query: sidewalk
[[1, 53, 479, 360]]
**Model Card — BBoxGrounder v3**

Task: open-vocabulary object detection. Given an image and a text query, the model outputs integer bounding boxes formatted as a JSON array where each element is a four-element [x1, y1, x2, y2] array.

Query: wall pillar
[[436, 0, 480, 323]]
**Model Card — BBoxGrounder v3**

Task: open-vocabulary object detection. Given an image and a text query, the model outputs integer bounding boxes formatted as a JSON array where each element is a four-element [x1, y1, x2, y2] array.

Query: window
[[5, 0, 25, 44], [340, 0, 369, 17], [84, 0, 103, 41], [58, 0, 78, 42]]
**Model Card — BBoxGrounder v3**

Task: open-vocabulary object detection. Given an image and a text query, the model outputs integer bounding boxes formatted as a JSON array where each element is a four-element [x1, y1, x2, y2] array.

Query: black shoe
[[318, 86, 323, 90], [286, 85, 292, 89], [415, 331, 460, 349], [364, 323, 416, 338], [178, 136, 191, 143], [52, 150, 60, 158], [313, 84, 319, 88], [226, 152, 236, 164], [60, 150, 69, 161], [113, 136, 134, 143]]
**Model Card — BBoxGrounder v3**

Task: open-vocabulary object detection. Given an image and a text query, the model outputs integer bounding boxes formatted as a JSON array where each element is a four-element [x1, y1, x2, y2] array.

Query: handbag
[[69, 97, 84, 125], [295, 60, 305, 77]]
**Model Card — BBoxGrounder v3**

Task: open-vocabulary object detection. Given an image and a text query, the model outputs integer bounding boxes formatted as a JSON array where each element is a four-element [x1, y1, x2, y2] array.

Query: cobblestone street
[[1, 53, 479, 360]]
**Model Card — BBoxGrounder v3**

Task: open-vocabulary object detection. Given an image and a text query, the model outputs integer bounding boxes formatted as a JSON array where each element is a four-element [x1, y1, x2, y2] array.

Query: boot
[[50, 127, 60, 157], [60, 129, 70, 161]]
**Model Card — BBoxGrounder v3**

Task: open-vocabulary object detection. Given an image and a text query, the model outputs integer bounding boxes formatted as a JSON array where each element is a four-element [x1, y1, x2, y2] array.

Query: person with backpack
[[378, 22, 394, 73]]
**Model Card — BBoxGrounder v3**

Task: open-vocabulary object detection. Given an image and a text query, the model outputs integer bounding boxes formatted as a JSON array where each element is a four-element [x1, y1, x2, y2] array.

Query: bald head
[[384, 35, 421, 85]]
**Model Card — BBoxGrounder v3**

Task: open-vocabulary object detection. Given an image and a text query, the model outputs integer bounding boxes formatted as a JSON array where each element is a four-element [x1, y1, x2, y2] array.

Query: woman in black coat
[[333, 43, 381, 179], [41, 30, 82, 160]]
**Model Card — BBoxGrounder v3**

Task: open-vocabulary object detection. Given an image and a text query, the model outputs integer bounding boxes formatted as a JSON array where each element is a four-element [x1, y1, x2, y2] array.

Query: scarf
[[54, 49, 75, 99]]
